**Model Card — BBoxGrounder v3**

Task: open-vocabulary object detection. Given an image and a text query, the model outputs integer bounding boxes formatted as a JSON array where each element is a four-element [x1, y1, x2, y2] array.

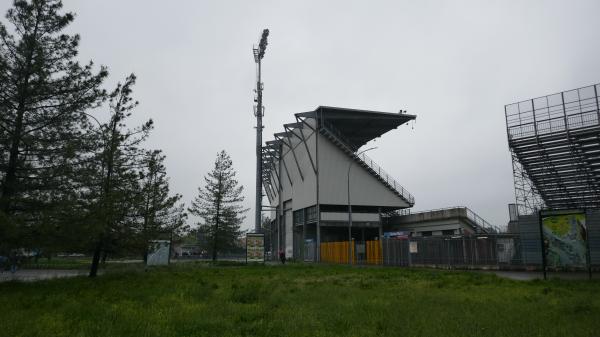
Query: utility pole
[[253, 29, 269, 233]]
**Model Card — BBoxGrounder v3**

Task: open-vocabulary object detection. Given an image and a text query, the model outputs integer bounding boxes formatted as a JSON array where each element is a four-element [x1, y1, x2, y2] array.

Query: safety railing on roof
[[464, 208, 500, 234], [391, 206, 501, 233], [354, 151, 415, 206], [505, 83, 600, 140], [320, 124, 415, 206]]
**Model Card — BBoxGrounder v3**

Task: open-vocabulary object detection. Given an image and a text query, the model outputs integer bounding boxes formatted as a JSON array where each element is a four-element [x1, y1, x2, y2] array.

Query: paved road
[[490, 270, 593, 281], [0, 269, 89, 283]]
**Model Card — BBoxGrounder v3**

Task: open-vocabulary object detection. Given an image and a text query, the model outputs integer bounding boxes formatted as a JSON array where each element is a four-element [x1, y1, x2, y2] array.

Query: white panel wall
[[287, 130, 317, 211], [268, 122, 318, 212], [317, 133, 409, 208], [285, 210, 293, 258], [321, 212, 380, 222]]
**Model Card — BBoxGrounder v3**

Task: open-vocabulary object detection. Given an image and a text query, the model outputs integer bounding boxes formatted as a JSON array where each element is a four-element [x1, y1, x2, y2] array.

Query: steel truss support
[[295, 116, 317, 174], [510, 148, 546, 215], [506, 83, 600, 214], [283, 124, 305, 181], [274, 131, 303, 183]]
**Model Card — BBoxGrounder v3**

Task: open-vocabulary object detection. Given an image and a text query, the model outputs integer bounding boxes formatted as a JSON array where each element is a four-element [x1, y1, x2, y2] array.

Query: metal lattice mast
[[253, 29, 269, 232]]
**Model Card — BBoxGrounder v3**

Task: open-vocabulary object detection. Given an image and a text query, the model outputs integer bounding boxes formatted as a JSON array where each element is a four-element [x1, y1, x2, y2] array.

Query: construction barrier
[[366, 240, 382, 265], [320, 241, 355, 264], [320, 240, 382, 265]]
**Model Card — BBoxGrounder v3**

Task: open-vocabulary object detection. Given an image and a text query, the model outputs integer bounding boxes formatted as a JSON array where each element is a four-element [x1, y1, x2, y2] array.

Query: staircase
[[319, 125, 415, 207]]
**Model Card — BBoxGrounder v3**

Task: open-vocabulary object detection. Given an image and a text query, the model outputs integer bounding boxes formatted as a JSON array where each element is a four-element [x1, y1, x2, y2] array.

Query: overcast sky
[[5, 0, 599, 230]]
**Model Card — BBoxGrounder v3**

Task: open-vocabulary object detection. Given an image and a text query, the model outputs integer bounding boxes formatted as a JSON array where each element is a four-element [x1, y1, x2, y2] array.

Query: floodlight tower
[[253, 29, 269, 233]]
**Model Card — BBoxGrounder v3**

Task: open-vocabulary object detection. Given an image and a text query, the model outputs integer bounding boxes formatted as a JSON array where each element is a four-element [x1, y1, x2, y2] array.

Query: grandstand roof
[[296, 106, 416, 150]]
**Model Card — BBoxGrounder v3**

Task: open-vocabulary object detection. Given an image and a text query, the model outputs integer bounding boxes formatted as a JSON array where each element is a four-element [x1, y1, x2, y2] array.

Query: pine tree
[[86, 74, 152, 277], [0, 0, 107, 252], [137, 150, 187, 262], [189, 151, 247, 261]]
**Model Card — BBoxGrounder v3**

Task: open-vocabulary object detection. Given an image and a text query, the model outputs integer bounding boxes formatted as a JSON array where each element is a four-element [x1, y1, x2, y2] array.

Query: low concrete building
[[384, 207, 500, 237]]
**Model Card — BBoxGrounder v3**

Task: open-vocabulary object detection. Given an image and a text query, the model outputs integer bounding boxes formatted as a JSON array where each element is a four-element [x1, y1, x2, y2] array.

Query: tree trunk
[[90, 115, 119, 277], [212, 174, 223, 262], [101, 251, 108, 265], [211, 223, 218, 262], [1, 109, 25, 212], [89, 242, 102, 277]]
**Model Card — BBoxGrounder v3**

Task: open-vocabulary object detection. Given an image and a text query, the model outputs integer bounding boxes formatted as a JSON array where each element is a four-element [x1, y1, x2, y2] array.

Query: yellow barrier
[[366, 240, 382, 265], [319, 240, 382, 265], [320, 241, 355, 264]]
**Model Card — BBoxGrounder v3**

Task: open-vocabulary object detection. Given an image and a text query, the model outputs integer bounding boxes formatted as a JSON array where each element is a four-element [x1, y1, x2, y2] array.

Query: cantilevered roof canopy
[[296, 106, 416, 150]]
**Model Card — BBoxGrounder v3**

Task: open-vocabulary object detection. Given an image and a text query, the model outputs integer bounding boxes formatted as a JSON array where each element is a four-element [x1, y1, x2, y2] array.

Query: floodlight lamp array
[[257, 29, 269, 60]]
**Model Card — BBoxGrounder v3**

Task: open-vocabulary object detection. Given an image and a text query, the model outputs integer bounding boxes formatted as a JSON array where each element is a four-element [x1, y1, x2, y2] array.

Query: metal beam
[[283, 125, 304, 181], [280, 154, 294, 186], [295, 116, 317, 173], [296, 115, 316, 131]]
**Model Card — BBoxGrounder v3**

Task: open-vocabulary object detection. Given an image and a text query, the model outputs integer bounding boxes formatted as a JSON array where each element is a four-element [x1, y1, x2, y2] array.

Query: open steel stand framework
[[506, 84, 600, 216]]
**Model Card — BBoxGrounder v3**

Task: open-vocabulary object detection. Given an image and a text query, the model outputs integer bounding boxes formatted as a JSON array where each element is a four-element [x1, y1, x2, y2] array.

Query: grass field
[[1, 263, 599, 337]]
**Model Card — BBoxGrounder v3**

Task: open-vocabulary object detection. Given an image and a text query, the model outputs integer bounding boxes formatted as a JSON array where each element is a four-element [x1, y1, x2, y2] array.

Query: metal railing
[[320, 124, 415, 206], [389, 206, 501, 233], [505, 83, 600, 140], [354, 151, 415, 205], [464, 208, 500, 233]]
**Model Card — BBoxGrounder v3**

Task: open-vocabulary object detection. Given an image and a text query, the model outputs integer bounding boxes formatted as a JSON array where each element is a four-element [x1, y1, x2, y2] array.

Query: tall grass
[[1, 264, 599, 337]]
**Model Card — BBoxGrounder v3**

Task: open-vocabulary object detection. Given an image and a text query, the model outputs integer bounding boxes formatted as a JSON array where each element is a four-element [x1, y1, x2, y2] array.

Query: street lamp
[[347, 146, 377, 265]]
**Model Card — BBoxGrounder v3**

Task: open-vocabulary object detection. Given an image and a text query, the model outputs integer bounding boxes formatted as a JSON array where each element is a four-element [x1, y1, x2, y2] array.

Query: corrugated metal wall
[[517, 214, 543, 265]]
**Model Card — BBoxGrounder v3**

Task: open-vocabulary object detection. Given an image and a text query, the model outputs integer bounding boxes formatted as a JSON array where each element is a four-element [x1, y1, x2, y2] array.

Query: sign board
[[147, 240, 171, 266], [409, 241, 418, 254], [540, 210, 588, 269], [384, 231, 410, 239], [246, 233, 265, 263]]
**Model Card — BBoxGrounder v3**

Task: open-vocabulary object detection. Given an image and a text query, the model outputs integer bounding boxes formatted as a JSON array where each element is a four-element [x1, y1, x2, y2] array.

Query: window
[[442, 229, 455, 236], [293, 209, 304, 225], [306, 206, 317, 223]]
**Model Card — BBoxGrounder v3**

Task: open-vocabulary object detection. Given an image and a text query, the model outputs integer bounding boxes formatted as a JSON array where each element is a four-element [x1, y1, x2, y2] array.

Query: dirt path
[[0, 269, 89, 282]]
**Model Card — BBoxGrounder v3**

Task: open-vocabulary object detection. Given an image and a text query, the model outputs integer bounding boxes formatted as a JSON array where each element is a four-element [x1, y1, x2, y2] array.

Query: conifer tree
[[137, 150, 187, 262], [189, 151, 247, 261], [87, 74, 152, 277], [0, 0, 107, 252]]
